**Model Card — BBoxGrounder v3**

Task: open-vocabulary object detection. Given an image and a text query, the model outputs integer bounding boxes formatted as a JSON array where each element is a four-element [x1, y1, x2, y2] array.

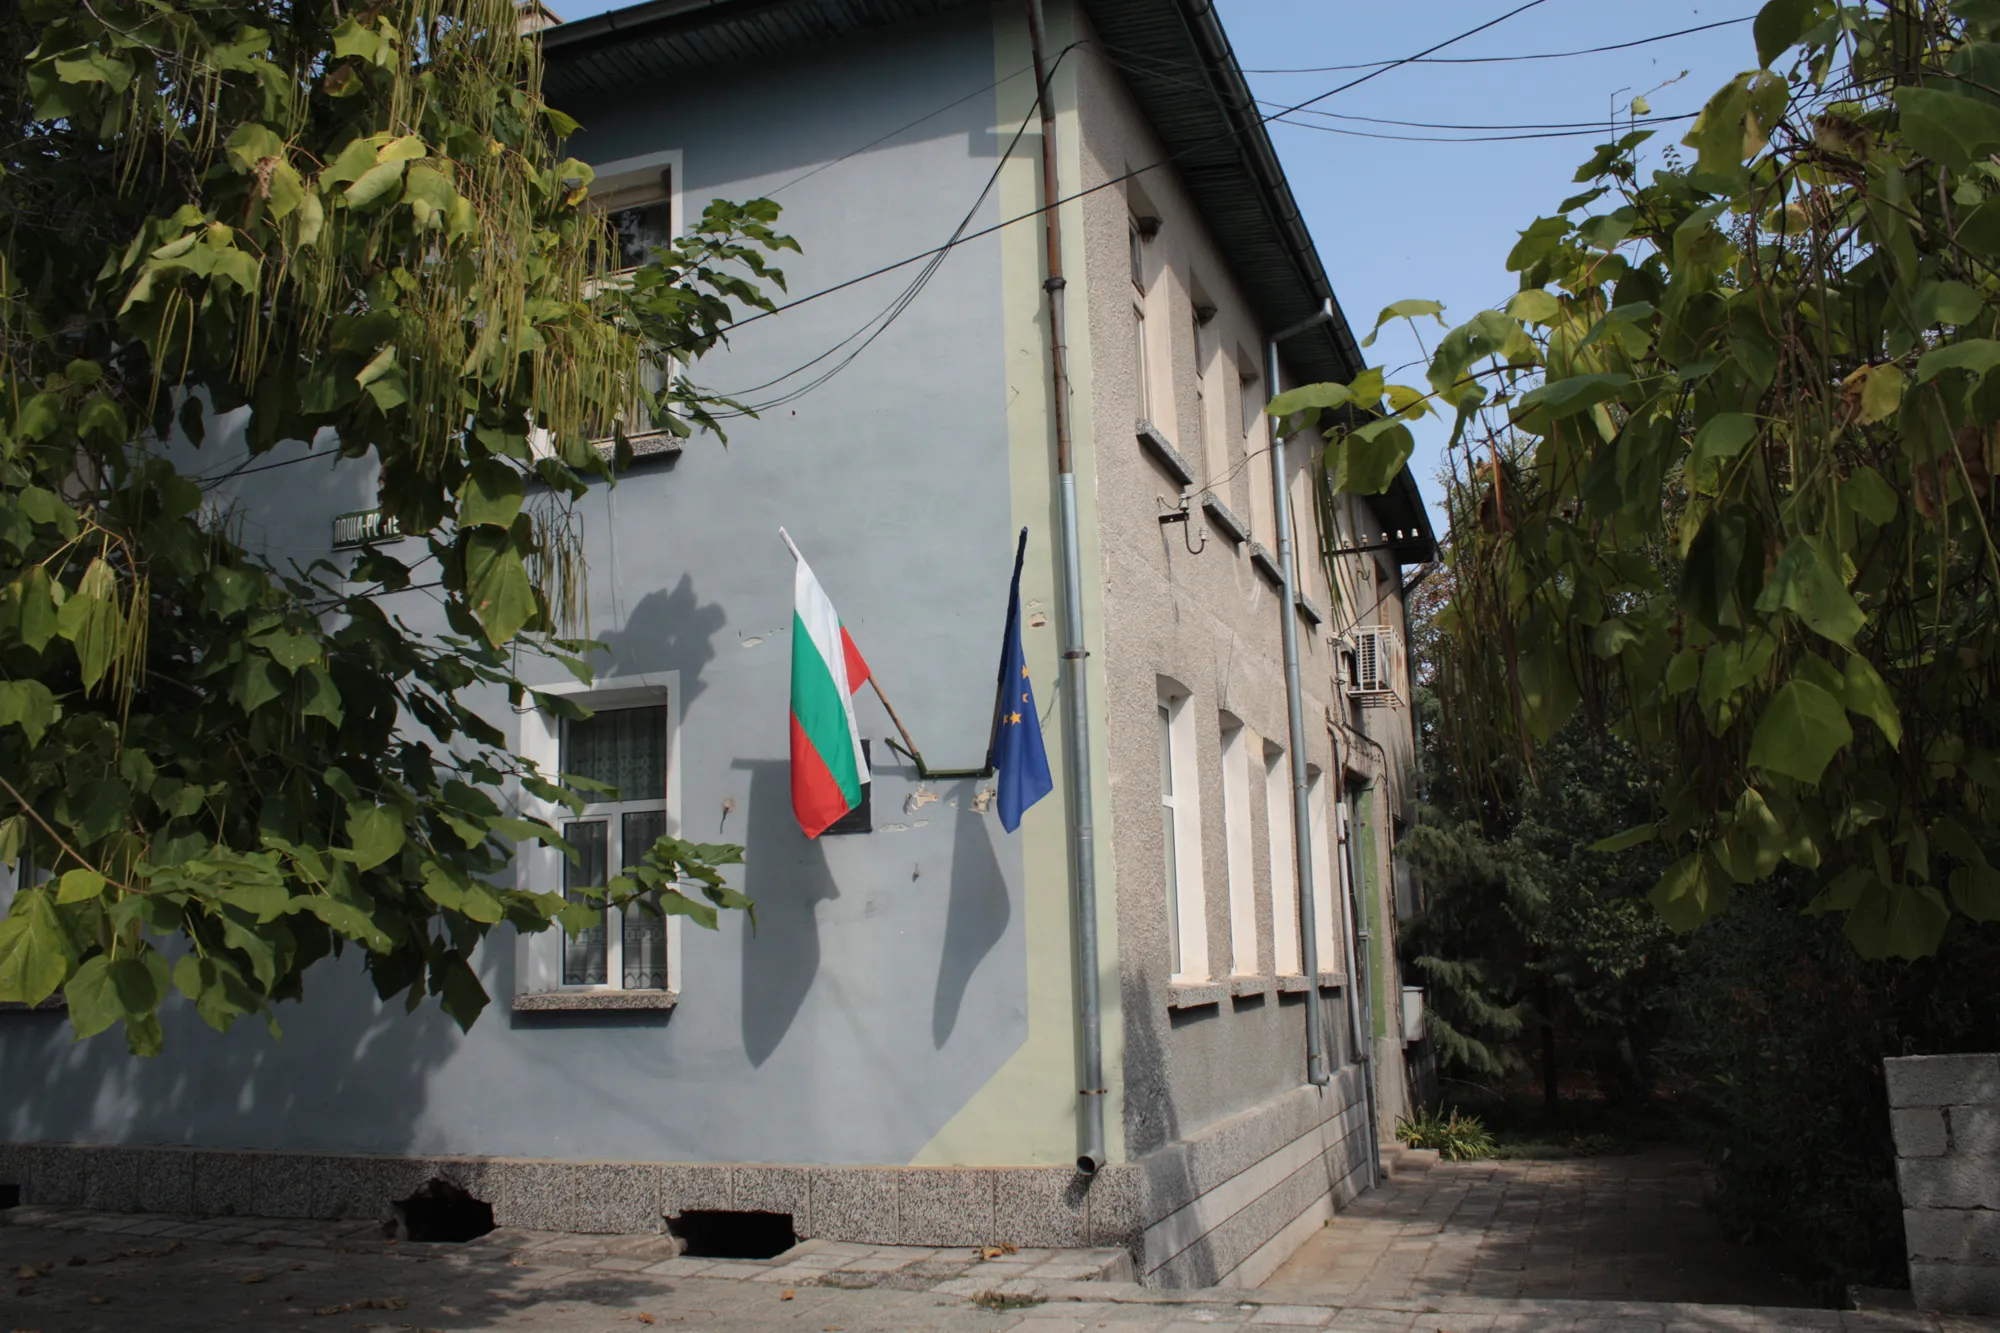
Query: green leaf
[[344, 159, 407, 210], [1688, 412, 1758, 483], [346, 804, 406, 872], [1325, 419, 1415, 496], [458, 458, 525, 529], [1843, 654, 1902, 748], [1846, 880, 1950, 959], [463, 531, 537, 646], [250, 629, 321, 672], [436, 954, 489, 1033], [1755, 0, 1822, 68], [1748, 679, 1854, 785], [1506, 290, 1561, 325], [301, 663, 344, 725], [224, 122, 285, 174], [1516, 372, 1629, 420], [1361, 299, 1446, 347], [1854, 363, 1906, 425], [1842, 466, 1899, 525], [56, 558, 123, 691], [1915, 280, 1983, 327], [1761, 538, 1865, 648], [0, 889, 71, 1005], [1266, 383, 1354, 416], [1916, 338, 2000, 383], [1895, 86, 2000, 170], [1651, 853, 1727, 932], [56, 869, 105, 904], [0, 679, 59, 745], [1590, 824, 1657, 853]]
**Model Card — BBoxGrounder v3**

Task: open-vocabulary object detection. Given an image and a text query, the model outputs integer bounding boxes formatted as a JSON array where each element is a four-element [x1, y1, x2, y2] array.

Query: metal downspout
[[1266, 304, 1334, 1089], [1025, 0, 1105, 1175]]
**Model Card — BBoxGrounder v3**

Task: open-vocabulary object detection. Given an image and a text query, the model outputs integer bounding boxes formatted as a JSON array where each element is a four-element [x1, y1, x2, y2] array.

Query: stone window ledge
[[1273, 972, 1346, 993], [512, 989, 679, 1013], [1166, 981, 1226, 1010], [1200, 492, 1247, 544], [1227, 974, 1272, 998], [1250, 542, 1285, 590], [1136, 420, 1195, 486]]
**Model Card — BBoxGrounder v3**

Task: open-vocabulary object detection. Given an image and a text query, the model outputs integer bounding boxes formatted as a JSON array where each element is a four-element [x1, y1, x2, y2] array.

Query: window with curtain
[[560, 704, 671, 991]]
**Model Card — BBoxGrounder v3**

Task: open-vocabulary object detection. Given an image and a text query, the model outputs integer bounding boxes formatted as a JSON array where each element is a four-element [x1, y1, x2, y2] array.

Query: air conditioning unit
[[1347, 625, 1403, 702]]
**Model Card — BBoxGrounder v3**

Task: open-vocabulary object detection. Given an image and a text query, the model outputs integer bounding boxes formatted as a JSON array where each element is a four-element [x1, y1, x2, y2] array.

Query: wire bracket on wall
[[1158, 495, 1206, 555]]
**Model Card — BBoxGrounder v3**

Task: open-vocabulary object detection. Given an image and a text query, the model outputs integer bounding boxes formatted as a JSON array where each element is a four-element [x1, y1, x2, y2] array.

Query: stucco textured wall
[[0, 6, 1060, 1170], [1068, 35, 1375, 1162]]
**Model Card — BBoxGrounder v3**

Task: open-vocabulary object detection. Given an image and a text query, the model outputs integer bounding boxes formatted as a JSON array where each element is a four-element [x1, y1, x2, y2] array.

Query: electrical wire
[[1239, 16, 1755, 75], [1097, 44, 1691, 144], [702, 44, 1070, 413], [193, 0, 1565, 470]]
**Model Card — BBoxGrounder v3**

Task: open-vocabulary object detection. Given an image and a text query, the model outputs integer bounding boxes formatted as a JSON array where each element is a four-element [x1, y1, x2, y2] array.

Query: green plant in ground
[[0, 0, 794, 1050], [1396, 1105, 1498, 1161]]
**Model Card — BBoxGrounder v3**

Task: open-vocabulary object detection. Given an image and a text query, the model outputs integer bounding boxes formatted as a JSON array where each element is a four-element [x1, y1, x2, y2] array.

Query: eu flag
[[990, 528, 1053, 832]]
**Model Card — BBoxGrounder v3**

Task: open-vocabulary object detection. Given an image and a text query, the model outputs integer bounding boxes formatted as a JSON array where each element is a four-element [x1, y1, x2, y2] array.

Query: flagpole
[[781, 527, 989, 780]]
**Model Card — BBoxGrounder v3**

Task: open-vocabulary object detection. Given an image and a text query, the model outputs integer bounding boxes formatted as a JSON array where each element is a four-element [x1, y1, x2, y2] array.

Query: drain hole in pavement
[[0, 1183, 19, 1210], [387, 1178, 495, 1243], [666, 1210, 796, 1259]]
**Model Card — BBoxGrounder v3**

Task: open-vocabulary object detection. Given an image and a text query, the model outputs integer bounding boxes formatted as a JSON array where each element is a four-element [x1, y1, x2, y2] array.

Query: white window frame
[[1131, 217, 1154, 428], [515, 673, 685, 999], [1219, 714, 1258, 977], [1307, 765, 1338, 973], [1264, 739, 1301, 975], [1157, 681, 1208, 982]]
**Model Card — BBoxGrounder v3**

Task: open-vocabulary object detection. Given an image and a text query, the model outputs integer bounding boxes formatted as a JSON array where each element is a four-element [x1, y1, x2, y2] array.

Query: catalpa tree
[[0, 0, 793, 1050], [1282, 0, 2000, 959]]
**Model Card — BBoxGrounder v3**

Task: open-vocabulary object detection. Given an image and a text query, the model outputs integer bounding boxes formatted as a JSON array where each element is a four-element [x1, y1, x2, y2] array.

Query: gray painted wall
[[0, 7, 1043, 1168]]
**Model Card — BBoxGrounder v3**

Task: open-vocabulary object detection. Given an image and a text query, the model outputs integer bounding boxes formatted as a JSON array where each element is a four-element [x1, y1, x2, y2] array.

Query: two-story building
[[0, 0, 1434, 1288]]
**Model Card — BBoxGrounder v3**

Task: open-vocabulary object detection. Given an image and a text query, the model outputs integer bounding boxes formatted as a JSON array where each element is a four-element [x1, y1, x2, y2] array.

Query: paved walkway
[[1264, 1150, 1805, 1310], [2, 1199, 1991, 1333]]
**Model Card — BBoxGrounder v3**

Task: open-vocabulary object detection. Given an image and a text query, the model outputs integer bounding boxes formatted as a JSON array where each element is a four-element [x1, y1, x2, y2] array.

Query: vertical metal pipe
[[1338, 796, 1381, 1189], [1025, 0, 1105, 1174], [1266, 332, 1330, 1089]]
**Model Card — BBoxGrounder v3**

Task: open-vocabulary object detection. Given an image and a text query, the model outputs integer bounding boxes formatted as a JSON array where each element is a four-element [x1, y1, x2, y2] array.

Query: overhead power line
[[1239, 16, 1755, 75]]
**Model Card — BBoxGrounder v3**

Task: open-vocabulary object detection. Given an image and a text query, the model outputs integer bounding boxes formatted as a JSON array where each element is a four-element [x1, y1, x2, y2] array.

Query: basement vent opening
[[386, 1178, 495, 1243], [666, 1209, 797, 1259], [0, 1183, 19, 1210]]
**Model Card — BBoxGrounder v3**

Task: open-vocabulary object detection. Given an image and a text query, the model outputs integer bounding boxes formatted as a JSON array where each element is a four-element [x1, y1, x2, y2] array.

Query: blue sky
[[545, 0, 1764, 528]]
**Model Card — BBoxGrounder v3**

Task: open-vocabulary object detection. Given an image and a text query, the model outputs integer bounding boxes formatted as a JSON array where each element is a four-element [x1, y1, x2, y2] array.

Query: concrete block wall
[[1887, 1053, 2000, 1312]]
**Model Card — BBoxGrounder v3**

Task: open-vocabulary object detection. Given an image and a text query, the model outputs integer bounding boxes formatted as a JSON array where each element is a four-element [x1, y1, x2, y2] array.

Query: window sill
[[1295, 592, 1325, 626], [512, 989, 679, 1013], [592, 432, 684, 462], [1250, 543, 1285, 590], [1136, 420, 1195, 486], [1167, 981, 1227, 1010], [1227, 974, 1272, 998], [1201, 492, 1247, 544]]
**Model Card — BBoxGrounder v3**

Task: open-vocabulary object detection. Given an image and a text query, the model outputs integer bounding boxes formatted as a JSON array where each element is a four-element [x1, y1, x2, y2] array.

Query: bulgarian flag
[[787, 537, 872, 838]]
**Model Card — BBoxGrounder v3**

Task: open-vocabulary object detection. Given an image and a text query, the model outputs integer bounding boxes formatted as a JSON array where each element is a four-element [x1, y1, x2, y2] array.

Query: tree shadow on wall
[[594, 574, 725, 711], [732, 758, 838, 1068]]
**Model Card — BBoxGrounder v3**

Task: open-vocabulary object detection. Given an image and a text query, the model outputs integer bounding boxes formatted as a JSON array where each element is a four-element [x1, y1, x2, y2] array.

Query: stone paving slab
[[1262, 1151, 1809, 1310], [2, 1207, 1995, 1332]]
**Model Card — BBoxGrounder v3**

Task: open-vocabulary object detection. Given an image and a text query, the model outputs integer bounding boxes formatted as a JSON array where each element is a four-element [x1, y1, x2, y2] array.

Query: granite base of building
[[0, 1143, 1135, 1252], [1887, 1053, 2000, 1313], [1123, 1067, 1375, 1288], [0, 1076, 1373, 1290]]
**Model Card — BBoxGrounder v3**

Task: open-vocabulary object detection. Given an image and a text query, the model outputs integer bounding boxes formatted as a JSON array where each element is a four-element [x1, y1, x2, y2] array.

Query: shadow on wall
[[733, 758, 839, 1068], [933, 792, 1007, 1048], [0, 943, 469, 1158], [595, 573, 726, 712]]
